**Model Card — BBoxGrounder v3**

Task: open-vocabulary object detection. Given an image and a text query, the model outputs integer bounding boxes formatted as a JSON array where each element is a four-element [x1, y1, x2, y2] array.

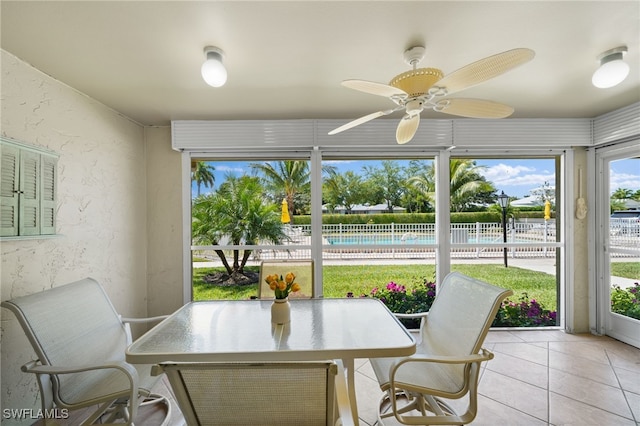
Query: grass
[[193, 263, 558, 310], [610, 261, 640, 280]]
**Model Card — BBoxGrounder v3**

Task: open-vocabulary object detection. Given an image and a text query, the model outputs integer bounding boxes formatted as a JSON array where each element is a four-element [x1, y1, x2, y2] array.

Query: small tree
[[192, 175, 286, 283]]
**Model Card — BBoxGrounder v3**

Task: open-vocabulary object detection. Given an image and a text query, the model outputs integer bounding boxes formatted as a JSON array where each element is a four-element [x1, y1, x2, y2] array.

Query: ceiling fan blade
[[434, 98, 514, 118], [328, 109, 394, 135], [342, 79, 408, 99], [434, 48, 535, 95], [396, 114, 420, 145]]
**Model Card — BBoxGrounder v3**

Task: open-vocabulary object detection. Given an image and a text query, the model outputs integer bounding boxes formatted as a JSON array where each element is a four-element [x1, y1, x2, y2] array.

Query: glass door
[[595, 142, 640, 348]]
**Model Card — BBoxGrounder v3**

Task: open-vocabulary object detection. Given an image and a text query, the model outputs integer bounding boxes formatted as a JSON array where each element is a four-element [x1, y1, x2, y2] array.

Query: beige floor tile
[[549, 369, 633, 418], [603, 341, 640, 371], [478, 369, 548, 420], [549, 350, 619, 387], [549, 392, 636, 425], [485, 330, 527, 343], [139, 330, 640, 426], [492, 341, 549, 366], [549, 340, 612, 364], [515, 329, 588, 343], [624, 390, 640, 421], [465, 395, 548, 425], [354, 369, 384, 425], [486, 350, 548, 388], [615, 365, 640, 394]]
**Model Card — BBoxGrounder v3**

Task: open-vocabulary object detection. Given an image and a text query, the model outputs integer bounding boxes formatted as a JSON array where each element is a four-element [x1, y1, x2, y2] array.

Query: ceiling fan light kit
[[592, 46, 629, 89], [201, 46, 227, 87], [330, 46, 535, 144]]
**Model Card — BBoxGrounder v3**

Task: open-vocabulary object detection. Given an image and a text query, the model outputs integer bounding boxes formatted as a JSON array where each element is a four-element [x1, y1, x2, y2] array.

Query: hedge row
[[293, 211, 551, 225]]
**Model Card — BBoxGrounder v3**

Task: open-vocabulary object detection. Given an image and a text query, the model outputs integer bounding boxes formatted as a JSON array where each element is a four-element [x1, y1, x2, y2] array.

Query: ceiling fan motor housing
[[390, 68, 443, 97]]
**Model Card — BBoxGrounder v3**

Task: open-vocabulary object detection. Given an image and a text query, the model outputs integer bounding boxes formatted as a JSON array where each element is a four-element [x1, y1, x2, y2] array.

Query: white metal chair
[[370, 272, 512, 425], [1, 277, 171, 425], [153, 360, 355, 426], [258, 259, 315, 299]]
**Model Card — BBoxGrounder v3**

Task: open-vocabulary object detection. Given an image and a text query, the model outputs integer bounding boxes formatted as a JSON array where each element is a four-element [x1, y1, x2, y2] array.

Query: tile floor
[[144, 330, 639, 426]]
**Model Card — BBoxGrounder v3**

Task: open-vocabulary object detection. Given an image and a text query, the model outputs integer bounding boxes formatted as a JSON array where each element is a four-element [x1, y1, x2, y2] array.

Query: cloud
[[610, 170, 640, 192], [216, 165, 245, 173], [481, 163, 554, 186]]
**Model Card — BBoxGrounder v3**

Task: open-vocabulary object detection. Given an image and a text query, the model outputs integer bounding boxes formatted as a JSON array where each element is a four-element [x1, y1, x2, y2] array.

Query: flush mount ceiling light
[[592, 46, 629, 89], [201, 46, 227, 87]]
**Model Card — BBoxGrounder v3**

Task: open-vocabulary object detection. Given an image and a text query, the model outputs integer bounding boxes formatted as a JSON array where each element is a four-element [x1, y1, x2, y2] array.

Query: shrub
[[611, 283, 640, 320], [492, 293, 557, 327], [348, 279, 558, 328], [347, 278, 436, 329]]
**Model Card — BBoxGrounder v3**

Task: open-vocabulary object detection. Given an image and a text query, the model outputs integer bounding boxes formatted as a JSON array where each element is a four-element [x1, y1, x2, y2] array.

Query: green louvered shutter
[[41, 155, 57, 234], [1, 145, 19, 236], [19, 151, 41, 236]]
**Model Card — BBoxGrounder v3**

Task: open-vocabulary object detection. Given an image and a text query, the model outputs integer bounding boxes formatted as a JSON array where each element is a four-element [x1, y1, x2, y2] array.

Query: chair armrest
[[23, 359, 142, 420], [392, 311, 429, 319], [120, 315, 168, 324], [22, 358, 139, 383], [333, 360, 356, 426], [121, 315, 169, 344], [396, 348, 494, 366]]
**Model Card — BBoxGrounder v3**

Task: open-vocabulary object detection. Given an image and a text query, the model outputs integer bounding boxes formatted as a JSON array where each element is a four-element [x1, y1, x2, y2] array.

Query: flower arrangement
[[265, 272, 301, 299]]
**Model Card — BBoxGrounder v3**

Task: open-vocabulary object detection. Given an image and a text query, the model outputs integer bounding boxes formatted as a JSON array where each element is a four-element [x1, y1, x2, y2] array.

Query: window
[[1, 137, 58, 237]]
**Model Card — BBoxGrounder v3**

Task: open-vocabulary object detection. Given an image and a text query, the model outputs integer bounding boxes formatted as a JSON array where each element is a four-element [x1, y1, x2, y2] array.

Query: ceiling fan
[[329, 46, 535, 144]]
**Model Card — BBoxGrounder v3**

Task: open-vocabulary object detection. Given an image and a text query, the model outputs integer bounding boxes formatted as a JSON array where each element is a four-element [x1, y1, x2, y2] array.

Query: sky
[[192, 157, 639, 200]]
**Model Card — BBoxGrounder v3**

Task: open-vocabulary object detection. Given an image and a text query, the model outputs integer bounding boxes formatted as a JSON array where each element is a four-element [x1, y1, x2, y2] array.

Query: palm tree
[[250, 160, 311, 223], [192, 175, 286, 281], [192, 162, 215, 196], [408, 159, 495, 212], [611, 188, 634, 200]]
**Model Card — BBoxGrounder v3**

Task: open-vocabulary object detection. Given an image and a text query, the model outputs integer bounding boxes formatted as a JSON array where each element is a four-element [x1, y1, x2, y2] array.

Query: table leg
[[342, 358, 359, 425]]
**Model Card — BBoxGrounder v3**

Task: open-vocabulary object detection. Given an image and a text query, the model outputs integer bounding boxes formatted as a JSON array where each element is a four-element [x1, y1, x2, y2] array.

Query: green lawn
[[193, 263, 559, 310], [611, 261, 640, 280]]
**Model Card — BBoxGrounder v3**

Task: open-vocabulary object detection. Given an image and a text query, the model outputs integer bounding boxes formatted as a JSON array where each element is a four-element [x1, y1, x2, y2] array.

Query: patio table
[[126, 298, 416, 424]]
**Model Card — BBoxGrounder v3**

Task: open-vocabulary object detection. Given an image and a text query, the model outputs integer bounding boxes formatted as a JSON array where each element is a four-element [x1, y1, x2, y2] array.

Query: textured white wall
[[144, 126, 184, 317], [0, 50, 148, 421]]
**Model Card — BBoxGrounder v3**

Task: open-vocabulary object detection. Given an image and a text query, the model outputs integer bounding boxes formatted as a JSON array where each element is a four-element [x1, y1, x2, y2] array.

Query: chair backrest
[[156, 361, 338, 426], [421, 272, 512, 358], [258, 259, 314, 299], [1, 278, 129, 400]]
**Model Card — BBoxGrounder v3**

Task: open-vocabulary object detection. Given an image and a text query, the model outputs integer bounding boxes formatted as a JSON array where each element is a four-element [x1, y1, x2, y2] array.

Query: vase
[[271, 297, 291, 324]]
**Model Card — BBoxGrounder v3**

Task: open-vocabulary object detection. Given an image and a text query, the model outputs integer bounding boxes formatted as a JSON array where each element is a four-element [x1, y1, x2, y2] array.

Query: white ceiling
[[2, 1, 639, 127]]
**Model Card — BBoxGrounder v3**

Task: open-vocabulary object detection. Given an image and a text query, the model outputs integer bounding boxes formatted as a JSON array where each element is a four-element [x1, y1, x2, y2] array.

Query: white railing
[[195, 221, 638, 262]]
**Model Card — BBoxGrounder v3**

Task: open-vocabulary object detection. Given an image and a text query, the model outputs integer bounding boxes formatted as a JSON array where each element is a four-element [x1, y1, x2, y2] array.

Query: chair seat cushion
[[370, 347, 466, 397]]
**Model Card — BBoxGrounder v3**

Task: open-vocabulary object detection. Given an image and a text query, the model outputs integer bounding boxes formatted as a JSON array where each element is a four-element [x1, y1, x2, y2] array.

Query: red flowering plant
[[347, 278, 436, 329], [348, 279, 559, 328], [492, 293, 557, 327]]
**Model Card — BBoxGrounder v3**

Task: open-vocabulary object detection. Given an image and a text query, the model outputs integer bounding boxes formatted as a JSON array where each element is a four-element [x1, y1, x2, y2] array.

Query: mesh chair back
[[2, 278, 130, 404], [159, 361, 337, 426], [421, 272, 510, 357]]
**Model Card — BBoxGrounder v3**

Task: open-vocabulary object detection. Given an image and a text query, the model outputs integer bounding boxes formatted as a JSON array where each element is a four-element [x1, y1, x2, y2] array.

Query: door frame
[[593, 139, 640, 348]]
